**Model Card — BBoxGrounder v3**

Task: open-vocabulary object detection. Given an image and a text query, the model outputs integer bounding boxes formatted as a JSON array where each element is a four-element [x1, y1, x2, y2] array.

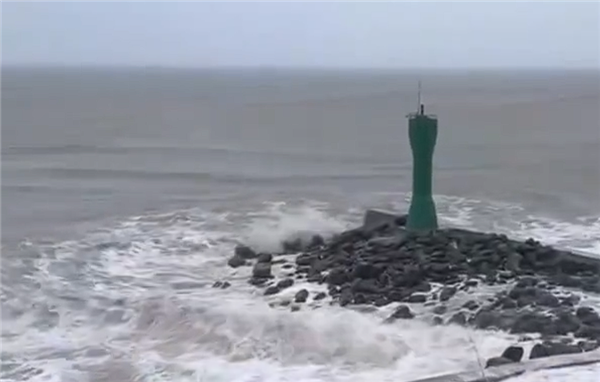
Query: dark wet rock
[[276, 278, 294, 289], [282, 263, 294, 270], [556, 254, 598, 275], [574, 325, 600, 340], [295, 254, 315, 267], [326, 268, 348, 286], [314, 292, 327, 301], [506, 252, 523, 273], [387, 290, 407, 303], [414, 282, 432, 293], [516, 276, 538, 288], [387, 305, 414, 321], [502, 346, 524, 363], [582, 277, 600, 293], [553, 310, 581, 335], [373, 296, 390, 307], [473, 310, 498, 330], [212, 281, 231, 289], [249, 277, 268, 287], [506, 286, 561, 308], [395, 215, 408, 226], [307, 273, 324, 283], [353, 262, 385, 280], [433, 305, 447, 315], [367, 234, 406, 249], [553, 274, 583, 288], [283, 238, 304, 253], [291, 305, 301, 312], [462, 300, 479, 311], [485, 356, 514, 368], [350, 278, 381, 295], [511, 312, 555, 335], [294, 289, 309, 303], [257, 253, 273, 263], [576, 306, 600, 326], [284, 235, 326, 253], [500, 298, 518, 310], [309, 235, 325, 248], [407, 293, 427, 303], [252, 263, 272, 279], [235, 245, 258, 260], [439, 286, 457, 302], [508, 286, 534, 301], [339, 288, 353, 306], [353, 293, 367, 304], [577, 340, 600, 352], [295, 265, 311, 274], [227, 255, 247, 268], [280, 300, 291, 307], [536, 291, 560, 308], [448, 312, 467, 326], [433, 316, 444, 325], [264, 286, 281, 296]]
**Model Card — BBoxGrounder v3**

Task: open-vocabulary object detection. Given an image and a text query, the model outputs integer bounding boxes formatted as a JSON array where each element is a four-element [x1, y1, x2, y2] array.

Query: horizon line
[[2, 64, 599, 72]]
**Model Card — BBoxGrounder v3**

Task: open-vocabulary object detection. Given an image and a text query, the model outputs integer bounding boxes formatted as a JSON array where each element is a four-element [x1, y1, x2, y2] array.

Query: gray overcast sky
[[2, 1, 599, 68]]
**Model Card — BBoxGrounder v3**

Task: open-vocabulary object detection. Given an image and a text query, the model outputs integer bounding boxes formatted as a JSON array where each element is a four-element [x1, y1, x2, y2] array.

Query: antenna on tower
[[417, 80, 424, 115]]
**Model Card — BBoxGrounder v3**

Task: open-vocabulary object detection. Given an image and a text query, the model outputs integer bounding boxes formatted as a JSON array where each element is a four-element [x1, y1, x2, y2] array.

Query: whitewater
[[3, 66, 600, 382], [2, 195, 599, 382]]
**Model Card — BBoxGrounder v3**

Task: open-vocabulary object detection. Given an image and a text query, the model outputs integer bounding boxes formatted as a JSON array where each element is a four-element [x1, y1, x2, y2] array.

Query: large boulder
[[235, 245, 258, 259], [252, 262, 272, 279]]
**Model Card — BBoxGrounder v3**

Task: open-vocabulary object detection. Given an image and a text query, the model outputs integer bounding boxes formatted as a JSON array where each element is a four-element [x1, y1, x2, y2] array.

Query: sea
[[1, 67, 599, 382]]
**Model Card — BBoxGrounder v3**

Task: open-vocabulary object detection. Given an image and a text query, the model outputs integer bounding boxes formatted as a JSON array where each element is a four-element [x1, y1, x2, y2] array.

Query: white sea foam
[[2, 198, 599, 382], [239, 201, 351, 253]]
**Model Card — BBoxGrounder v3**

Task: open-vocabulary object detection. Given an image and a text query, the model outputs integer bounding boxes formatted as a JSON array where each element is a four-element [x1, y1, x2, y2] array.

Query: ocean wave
[[2, 196, 599, 382], [1, 143, 399, 163], [24, 167, 412, 183], [1, 144, 126, 156]]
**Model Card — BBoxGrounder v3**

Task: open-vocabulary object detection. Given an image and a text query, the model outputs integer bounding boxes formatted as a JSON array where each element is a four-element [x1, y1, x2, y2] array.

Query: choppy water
[[1, 68, 599, 382]]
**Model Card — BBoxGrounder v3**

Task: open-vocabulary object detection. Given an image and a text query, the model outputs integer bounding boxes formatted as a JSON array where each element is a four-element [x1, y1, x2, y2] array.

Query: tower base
[[407, 195, 438, 232]]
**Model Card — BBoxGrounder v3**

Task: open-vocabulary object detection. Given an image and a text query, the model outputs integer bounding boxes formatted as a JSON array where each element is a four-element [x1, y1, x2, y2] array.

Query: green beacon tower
[[406, 87, 438, 232]]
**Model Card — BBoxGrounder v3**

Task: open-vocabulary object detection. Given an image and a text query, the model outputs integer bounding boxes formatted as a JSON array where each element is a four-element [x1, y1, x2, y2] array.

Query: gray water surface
[[3, 68, 599, 243], [2, 67, 600, 382]]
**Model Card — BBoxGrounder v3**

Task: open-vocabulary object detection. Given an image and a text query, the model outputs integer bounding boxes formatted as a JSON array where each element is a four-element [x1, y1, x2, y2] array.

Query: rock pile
[[223, 212, 600, 360]]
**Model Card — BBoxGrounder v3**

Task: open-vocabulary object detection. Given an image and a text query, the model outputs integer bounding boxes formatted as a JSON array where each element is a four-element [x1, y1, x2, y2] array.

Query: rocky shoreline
[[221, 210, 600, 368]]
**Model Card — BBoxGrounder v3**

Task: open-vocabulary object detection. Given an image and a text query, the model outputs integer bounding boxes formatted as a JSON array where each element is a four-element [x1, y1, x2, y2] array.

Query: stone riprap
[[221, 210, 600, 367]]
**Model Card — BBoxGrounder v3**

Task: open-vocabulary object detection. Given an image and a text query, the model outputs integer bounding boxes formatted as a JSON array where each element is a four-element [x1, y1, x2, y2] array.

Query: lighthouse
[[406, 84, 438, 232]]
